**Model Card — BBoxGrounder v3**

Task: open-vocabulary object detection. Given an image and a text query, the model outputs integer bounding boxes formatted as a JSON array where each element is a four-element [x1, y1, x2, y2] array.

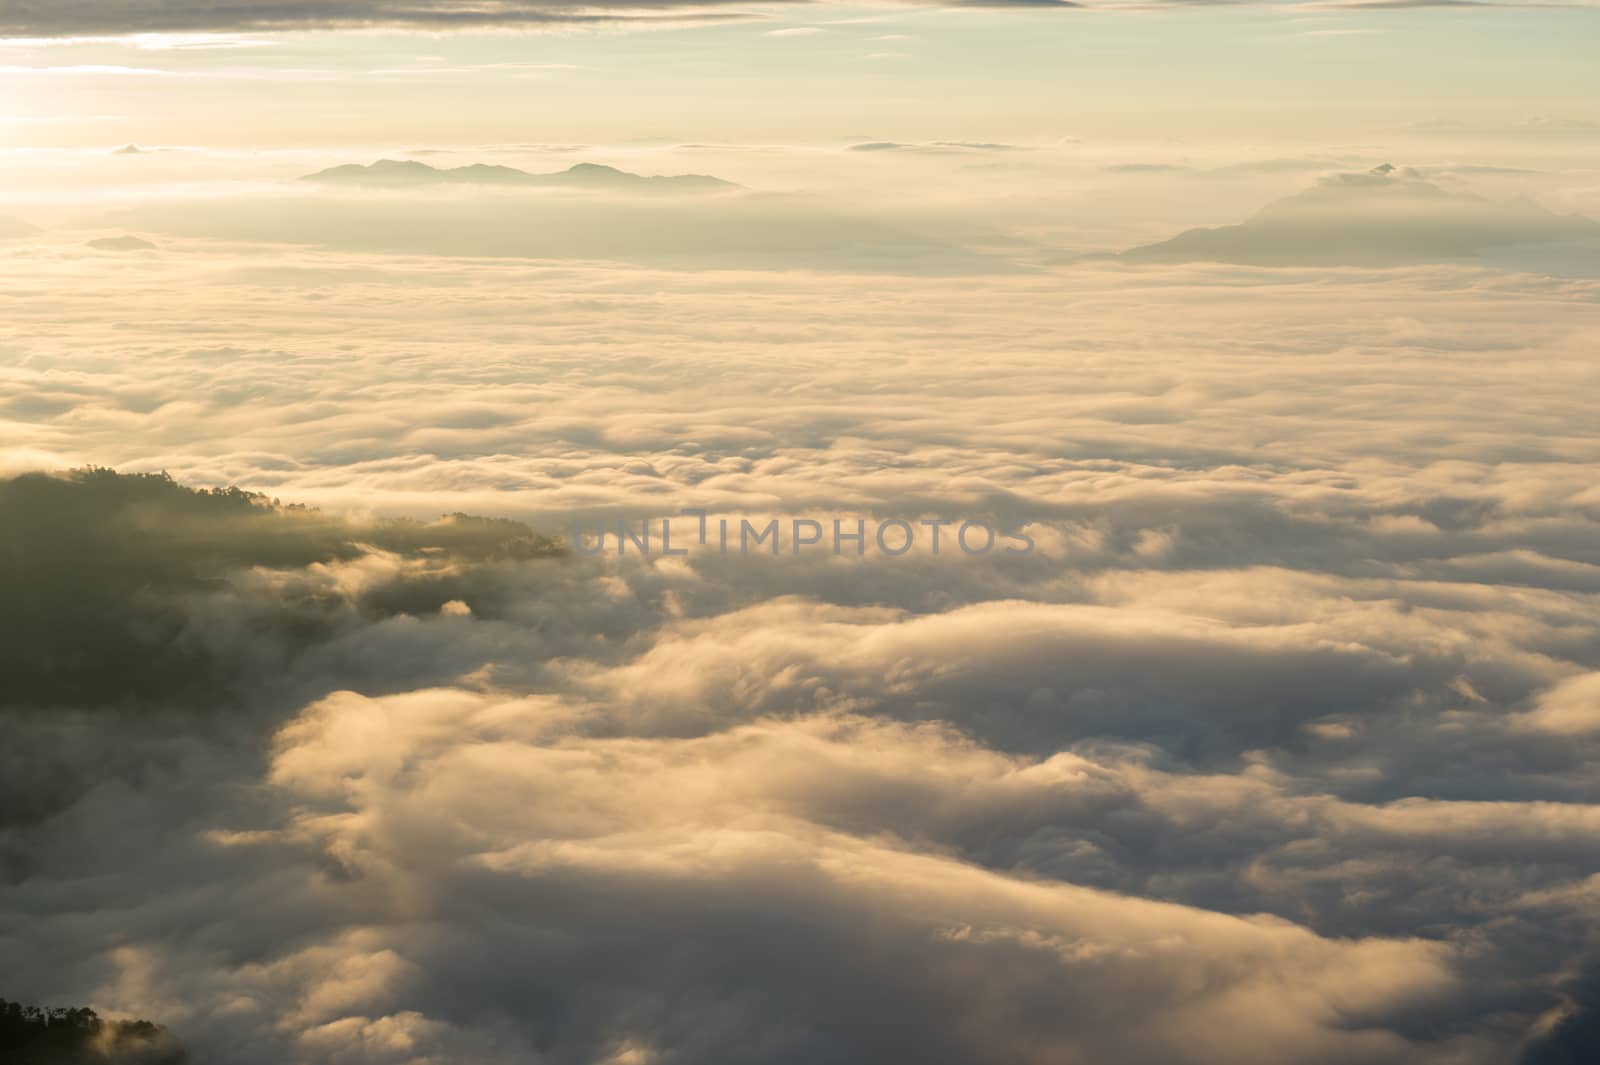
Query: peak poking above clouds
[[87, 234, 158, 251], [1123, 167, 1600, 268], [302, 158, 739, 193], [0, 216, 36, 239]]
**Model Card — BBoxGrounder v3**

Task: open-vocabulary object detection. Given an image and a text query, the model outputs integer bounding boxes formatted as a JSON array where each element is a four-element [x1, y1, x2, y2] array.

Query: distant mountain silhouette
[[87, 235, 157, 251], [0, 216, 36, 239], [302, 158, 738, 194], [1123, 166, 1600, 266]]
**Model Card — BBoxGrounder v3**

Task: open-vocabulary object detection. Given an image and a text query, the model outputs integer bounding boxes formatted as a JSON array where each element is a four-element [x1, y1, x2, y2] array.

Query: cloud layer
[[3, 151, 1600, 1063]]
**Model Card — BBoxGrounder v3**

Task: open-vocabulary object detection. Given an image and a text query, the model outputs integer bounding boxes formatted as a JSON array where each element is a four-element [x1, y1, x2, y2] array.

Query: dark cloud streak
[[0, 0, 795, 36], [0, 0, 1582, 36]]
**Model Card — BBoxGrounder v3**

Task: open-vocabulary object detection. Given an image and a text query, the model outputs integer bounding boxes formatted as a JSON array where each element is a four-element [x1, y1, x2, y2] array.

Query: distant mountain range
[[302, 159, 739, 194], [1124, 166, 1600, 267], [87, 235, 157, 251], [0, 216, 36, 239]]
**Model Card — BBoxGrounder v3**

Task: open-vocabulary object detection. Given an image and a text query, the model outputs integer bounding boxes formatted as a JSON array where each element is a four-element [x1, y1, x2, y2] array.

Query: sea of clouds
[[2, 147, 1600, 1064]]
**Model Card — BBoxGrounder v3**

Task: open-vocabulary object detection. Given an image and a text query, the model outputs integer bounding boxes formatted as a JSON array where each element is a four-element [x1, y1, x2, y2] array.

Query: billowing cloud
[[1517, 674, 1600, 736], [5, 147, 1600, 1064]]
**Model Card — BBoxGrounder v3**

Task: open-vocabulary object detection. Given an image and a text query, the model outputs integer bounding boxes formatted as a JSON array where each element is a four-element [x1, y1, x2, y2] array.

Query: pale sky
[[1, 6, 1597, 148]]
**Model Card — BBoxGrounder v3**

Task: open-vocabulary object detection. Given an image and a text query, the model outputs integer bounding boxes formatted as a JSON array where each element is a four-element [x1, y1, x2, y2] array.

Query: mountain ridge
[[1122, 166, 1600, 266], [302, 158, 739, 194]]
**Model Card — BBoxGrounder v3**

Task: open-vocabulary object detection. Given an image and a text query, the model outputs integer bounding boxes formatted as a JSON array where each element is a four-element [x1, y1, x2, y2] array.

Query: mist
[[4, 18, 1600, 1065]]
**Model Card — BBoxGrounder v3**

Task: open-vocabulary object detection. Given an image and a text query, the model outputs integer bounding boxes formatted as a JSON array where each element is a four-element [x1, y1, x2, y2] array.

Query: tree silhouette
[[0, 997, 186, 1063]]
